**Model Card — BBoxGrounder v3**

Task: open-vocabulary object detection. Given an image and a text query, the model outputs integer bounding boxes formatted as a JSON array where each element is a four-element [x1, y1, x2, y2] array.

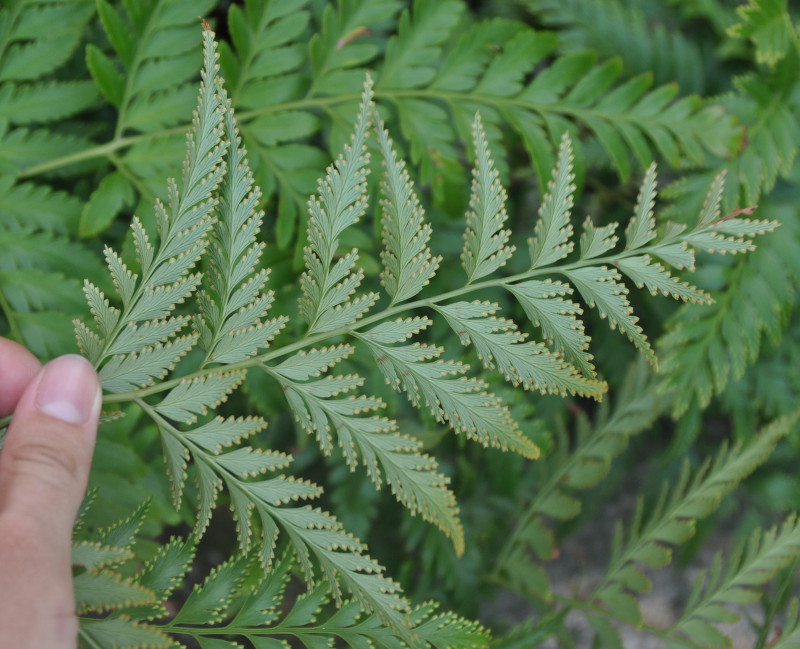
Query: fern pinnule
[[436, 300, 605, 400], [195, 86, 287, 366], [462, 112, 515, 282], [625, 161, 658, 250], [507, 279, 596, 378], [359, 318, 538, 460], [299, 76, 377, 334], [374, 108, 441, 305], [528, 131, 576, 270]]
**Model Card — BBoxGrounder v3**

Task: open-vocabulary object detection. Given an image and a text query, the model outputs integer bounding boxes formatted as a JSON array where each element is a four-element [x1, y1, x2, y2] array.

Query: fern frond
[[658, 196, 788, 417], [73, 505, 175, 648], [668, 514, 800, 649], [79, 28, 227, 388], [591, 414, 796, 627], [0, 0, 104, 356], [517, 0, 712, 95], [73, 509, 396, 649], [0, 0, 94, 84], [299, 78, 377, 334], [146, 401, 410, 631], [46, 22, 779, 641], [0, 228, 101, 356], [76, 546, 490, 649], [381, 5, 739, 188], [664, 52, 799, 215]]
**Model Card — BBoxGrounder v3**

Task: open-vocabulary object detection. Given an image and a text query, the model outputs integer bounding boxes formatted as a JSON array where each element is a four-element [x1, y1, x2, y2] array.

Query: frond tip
[[462, 112, 516, 282], [375, 107, 442, 304], [299, 76, 377, 334]]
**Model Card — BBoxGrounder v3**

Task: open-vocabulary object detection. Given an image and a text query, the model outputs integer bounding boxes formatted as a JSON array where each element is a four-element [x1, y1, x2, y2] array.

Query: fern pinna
[[28, 28, 772, 645]]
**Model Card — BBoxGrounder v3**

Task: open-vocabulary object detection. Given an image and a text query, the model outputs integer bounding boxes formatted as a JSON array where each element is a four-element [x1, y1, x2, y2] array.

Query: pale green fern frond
[[194, 90, 288, 366], [659, 195, 790, 418], [38, 25, 775, 642], [78, 28, 227, 388], [74, 516, 488, 649], [73, 30, 411, 632], [462, 113, 515, 283], [267, 343, 464, 555], [375, 109, 441, 305], [357, 319, 537, 460], [436, 301, 604, 400], [299, 77, 378, 334]]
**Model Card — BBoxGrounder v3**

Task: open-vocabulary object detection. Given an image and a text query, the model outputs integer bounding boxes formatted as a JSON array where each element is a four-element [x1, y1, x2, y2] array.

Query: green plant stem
[[18, 97, 359, 179], [0, 287, 24, 344], [17, 83, 680, 181], [101, 243, 665, 407], [77, 630, 105, 649]]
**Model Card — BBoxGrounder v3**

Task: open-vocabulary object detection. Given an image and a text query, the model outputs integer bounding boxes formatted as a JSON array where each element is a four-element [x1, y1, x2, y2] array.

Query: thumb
[[0, 355, 100, 649], [0, 354, 101, 532]]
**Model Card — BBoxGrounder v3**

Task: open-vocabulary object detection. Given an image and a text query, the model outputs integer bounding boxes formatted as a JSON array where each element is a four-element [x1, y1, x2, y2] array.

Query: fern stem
[[159, 624, 370, 641], [18, 136, 141, 178], [19, 83, 666, 180], [108, 151, 156, 204], [17, 96, 360, 179], [76, 628, 105, 649], [102, 244, 661, 405], [0, 287, 24, 345], [112, 2, 163, 141]]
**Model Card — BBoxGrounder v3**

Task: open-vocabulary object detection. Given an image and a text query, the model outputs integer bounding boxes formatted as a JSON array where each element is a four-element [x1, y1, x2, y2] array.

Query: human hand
[[0, 338, 101, 649]]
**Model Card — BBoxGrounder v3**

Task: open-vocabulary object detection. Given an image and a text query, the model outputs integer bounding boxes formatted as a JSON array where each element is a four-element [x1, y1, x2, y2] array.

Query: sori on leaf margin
[[0, 24, 776, 637]]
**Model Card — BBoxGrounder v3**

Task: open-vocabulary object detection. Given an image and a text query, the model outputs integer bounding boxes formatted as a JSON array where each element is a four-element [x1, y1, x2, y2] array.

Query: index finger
[[0, 338, 42, 416]]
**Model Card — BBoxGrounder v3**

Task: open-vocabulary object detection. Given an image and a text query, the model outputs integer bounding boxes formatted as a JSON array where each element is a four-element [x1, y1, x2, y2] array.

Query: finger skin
[[0, 338, 41, 416], [0, 355, 101, 649]]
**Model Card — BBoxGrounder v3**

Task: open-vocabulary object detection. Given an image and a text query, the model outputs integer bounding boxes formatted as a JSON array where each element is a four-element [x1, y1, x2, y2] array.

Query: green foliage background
[[1, 0, 800, 647]]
